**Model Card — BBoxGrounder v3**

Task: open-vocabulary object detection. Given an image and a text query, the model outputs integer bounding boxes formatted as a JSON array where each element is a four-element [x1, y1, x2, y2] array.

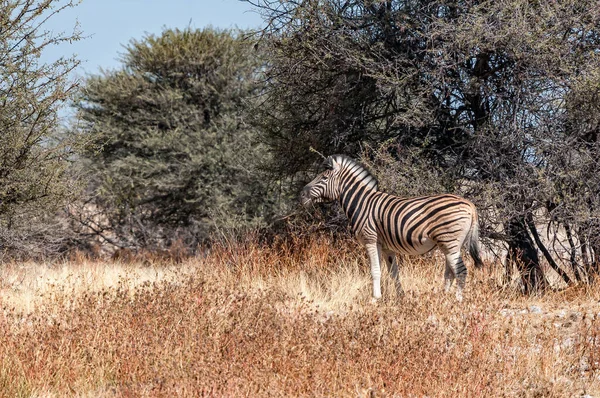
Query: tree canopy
[[74, 27, 272, 249]]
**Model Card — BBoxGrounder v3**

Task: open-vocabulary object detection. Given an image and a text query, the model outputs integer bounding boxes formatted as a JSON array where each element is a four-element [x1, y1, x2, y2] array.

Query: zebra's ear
[[323, 156, 340, 171]]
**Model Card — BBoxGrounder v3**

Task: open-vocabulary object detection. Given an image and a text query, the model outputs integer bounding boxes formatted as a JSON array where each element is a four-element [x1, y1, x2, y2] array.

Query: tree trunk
[[591, 242, 600, 279], [526, 214, 573, 286], [579, 227, 591, 279], [564, 223, 584, 282], [505, 216, 547, 294]]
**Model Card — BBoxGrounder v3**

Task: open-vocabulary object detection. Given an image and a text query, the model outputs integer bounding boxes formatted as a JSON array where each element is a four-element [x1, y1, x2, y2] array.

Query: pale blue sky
[[43, 0, 263, 75]]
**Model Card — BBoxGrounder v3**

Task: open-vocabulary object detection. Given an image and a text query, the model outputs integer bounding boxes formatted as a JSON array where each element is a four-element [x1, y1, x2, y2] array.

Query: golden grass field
[[0, 234, 599, 397]]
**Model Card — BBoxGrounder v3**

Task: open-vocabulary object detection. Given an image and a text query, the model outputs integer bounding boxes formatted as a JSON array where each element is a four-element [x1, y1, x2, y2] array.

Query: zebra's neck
[[335, 158, 379, 228], [333, 156, 378, 190]]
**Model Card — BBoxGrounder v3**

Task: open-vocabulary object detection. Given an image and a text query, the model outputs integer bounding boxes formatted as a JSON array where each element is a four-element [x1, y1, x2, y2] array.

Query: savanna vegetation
[[2, 236, 600, 397], [1, 0, 600, 396], [249, 0, 600, 292]]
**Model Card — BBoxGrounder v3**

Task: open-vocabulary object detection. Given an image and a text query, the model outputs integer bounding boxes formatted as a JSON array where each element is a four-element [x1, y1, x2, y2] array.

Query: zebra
[[300, 154, 483, 301]]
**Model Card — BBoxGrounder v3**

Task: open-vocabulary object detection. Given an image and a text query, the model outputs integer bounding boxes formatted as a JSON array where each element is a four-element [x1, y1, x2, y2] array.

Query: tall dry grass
[[0, 234, 599, 397]]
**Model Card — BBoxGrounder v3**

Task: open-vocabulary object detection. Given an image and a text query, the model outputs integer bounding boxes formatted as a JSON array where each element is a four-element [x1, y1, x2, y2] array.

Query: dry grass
[[0, 234, 599, 397]]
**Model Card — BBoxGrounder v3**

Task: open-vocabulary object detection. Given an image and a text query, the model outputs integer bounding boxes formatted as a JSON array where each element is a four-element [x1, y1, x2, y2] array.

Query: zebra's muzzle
[[300, 187, 313, 206]]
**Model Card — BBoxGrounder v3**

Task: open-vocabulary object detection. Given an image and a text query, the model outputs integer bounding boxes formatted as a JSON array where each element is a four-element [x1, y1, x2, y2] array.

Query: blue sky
[[43, 0, 263, 76]]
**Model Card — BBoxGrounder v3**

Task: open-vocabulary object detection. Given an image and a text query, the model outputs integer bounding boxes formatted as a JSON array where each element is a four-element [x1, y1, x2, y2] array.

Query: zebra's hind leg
[[444, 259, 455, 293], [381, 248, 403, 297], [445, 252, 467, 301]]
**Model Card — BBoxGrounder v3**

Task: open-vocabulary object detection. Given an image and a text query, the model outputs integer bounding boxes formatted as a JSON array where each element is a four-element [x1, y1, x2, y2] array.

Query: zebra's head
[[300, 155, 343, 206]]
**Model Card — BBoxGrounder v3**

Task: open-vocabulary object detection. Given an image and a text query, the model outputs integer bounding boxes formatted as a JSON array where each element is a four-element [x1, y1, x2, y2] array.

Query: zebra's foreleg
[[381, 248, 403, 297], [445, 252, 467, 301], [365, 242, 382, 300]]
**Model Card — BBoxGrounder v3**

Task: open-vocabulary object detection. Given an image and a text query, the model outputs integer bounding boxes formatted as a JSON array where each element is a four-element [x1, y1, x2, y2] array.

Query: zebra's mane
[[329, 154, 378, 191]]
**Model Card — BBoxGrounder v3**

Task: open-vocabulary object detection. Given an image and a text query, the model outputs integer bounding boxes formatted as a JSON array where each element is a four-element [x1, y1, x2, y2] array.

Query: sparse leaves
[[0, 0, 82, 258], [248, 0, 600, 289]]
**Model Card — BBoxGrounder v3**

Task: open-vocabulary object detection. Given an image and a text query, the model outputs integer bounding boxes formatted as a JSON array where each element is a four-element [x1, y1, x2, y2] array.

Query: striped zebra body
[[300, 154, 483, 301]]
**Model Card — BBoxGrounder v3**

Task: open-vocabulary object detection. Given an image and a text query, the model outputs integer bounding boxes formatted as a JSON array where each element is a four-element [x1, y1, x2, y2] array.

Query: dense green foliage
[[0, 0, 82, 258], [74, 28, 272, 248]]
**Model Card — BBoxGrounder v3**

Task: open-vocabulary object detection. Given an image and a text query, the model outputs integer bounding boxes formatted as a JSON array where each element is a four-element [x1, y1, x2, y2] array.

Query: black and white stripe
[[300, 154, 483, 301]]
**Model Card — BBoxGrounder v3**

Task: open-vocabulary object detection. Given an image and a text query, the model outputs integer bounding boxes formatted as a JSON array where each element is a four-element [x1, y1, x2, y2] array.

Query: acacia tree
[[248, 0, 600, 292], [73, 28, 272, 249], [0, 0, 82, 258]]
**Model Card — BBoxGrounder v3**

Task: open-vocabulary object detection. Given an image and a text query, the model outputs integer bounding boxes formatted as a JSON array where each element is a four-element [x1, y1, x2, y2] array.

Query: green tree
[[74, 27, 272, 249], [0, 0, 82, 258]]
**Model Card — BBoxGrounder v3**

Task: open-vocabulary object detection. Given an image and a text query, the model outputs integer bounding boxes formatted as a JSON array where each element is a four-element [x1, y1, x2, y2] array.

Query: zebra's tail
[[467, 211, 484, 269]]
